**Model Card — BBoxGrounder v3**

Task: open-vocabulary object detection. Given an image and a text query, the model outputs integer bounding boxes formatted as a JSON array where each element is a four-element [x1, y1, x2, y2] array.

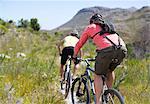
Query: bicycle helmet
[[70, 29, 79, 38], [90, 13, 104, 24]]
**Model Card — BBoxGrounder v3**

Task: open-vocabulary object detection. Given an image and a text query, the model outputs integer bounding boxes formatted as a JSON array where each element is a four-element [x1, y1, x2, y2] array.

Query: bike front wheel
[[102, 88, 124, 104], [71, 77, 90, 104]]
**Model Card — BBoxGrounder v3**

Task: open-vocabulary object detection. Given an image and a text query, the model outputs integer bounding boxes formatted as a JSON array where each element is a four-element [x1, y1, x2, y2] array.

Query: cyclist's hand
[[72, 56, 77, 62], [72, 56, 80, 64], [59, 53, 62, 56]]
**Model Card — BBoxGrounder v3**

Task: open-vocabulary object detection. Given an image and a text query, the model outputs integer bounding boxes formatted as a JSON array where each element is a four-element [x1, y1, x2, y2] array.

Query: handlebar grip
[[76, 57, 82, 61], [87, 58, 95, 61], [72, 57, 81, 60]]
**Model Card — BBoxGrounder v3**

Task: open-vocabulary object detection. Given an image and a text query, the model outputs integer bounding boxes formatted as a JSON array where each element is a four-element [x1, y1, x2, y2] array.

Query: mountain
[[52, 6, 138, 33], [52, 6, 150, 58]]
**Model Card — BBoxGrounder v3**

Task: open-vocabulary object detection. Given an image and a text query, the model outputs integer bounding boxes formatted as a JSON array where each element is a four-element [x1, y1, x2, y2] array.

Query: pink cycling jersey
[[74, 24, 126, 56]]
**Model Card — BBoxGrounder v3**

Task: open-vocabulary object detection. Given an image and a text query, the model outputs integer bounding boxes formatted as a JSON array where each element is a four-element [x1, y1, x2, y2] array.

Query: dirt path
[[60, 89, 72, 104]]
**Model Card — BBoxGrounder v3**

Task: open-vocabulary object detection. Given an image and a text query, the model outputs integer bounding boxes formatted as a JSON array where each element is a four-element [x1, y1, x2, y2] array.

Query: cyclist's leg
[[72, 64, 77, 79], [94, 74, 103, 104], [72, 59, 80, 79], [60, 64, 64, 79], [69, 46, 78, 79], [106, 48, 126, 88], [95, 49, 114, 104], [94, 53, 109, 104], [60, 47, 68, 80], [106, 71, 115, 88]]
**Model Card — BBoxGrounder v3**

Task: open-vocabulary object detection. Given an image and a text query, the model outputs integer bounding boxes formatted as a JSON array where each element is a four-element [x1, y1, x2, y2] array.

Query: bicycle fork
[[76, 78, 87, 97]]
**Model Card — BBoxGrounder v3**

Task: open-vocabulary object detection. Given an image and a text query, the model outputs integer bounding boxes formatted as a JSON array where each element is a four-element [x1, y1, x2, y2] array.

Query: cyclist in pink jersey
[[73, 13, 127, 104]]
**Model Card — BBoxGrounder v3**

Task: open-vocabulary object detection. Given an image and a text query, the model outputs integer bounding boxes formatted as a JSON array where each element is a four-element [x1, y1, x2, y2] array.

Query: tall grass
[[0, 28, 65, 104], [115, 59, 150, 104], [0, 27, 150, 104]]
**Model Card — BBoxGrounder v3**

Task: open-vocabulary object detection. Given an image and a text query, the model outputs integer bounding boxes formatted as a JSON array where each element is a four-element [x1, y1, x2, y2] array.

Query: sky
[[0, 0, 149, 30]]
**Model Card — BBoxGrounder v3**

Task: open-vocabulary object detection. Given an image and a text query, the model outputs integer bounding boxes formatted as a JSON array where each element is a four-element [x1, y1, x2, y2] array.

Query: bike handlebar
[[86, 58, 96, 62], [76, 57, 95, 62], [75, 57, 95, 66]]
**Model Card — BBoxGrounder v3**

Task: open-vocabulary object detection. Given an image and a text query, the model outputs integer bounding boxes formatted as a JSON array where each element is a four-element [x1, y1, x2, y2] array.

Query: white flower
[[0, 54, 11, 59], [42, 72, 47, 79], [16, 52, 26, 58]]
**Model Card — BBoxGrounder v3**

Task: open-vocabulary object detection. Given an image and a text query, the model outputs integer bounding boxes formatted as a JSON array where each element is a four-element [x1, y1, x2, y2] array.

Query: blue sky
[[0, 0, 149, 30]]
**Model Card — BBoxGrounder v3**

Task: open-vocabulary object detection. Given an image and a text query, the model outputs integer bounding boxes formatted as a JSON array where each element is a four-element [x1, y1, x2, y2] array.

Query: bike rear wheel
[[64, 71, 71, 98], [102, 88, 124, 104], [61, 67, 71, 98], [71, 77, 90, 104]]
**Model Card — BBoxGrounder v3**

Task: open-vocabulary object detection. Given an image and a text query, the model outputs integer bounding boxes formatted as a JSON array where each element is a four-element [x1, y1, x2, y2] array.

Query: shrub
[[18, 18, 29, 28], [30, 18, 40, 31], [0, 24, 8, 35]]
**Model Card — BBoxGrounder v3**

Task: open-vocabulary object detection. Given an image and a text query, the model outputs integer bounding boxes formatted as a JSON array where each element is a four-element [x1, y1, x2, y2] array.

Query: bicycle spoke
[[107, 94, 120, 104], [108, 94, 115, 104], [103, 89, 124, 104], [71, 78, 90, 104]]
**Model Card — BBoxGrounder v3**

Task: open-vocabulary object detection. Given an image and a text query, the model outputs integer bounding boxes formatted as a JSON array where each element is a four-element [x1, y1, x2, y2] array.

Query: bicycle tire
[[61, 66, 67, 90], [103, 88, 124, 104], [64, 71, 71, 98], [60, 65, 71, 98], [71, 77, 90, 104]]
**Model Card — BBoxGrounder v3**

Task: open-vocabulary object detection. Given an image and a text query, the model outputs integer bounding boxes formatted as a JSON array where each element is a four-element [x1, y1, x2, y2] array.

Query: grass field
[[0, 27, 150, 104]]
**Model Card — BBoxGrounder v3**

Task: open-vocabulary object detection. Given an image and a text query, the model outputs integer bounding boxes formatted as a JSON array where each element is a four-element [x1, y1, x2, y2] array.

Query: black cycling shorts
[[61, 46, 79, 65]]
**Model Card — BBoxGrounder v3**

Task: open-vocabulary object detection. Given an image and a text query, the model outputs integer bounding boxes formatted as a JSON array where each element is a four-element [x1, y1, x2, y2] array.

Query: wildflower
[[16, 52, 26, 58], [0, 54, 11, 59], [42, 72, 48, 79]]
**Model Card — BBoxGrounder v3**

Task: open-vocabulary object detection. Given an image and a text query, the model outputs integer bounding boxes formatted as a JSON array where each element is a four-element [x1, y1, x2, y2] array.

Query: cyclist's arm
[[73, 27, 90, 57], [56, 39, 64, 56], [78, 49, 82, 58]]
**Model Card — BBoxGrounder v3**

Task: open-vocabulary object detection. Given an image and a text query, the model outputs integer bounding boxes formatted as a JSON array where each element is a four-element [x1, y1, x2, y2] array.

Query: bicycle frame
[[77, 58, 96, 103], [77, 58, 110, 103]]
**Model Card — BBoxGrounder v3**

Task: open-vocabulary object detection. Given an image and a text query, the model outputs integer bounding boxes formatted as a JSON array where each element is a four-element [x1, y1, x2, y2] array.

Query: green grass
[[115, 59, 150, 104], [0, 27, 150, 104], [0, 28, 65, 104]]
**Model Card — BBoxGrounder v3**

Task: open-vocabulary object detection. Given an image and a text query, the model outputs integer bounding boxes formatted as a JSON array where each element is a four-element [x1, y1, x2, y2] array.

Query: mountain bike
[[61, 55, 72, 98], [71, 57, 125, 104]]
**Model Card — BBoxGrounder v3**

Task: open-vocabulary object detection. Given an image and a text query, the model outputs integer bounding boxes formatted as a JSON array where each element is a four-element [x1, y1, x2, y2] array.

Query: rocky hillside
[[52, 6, 150, 58]]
